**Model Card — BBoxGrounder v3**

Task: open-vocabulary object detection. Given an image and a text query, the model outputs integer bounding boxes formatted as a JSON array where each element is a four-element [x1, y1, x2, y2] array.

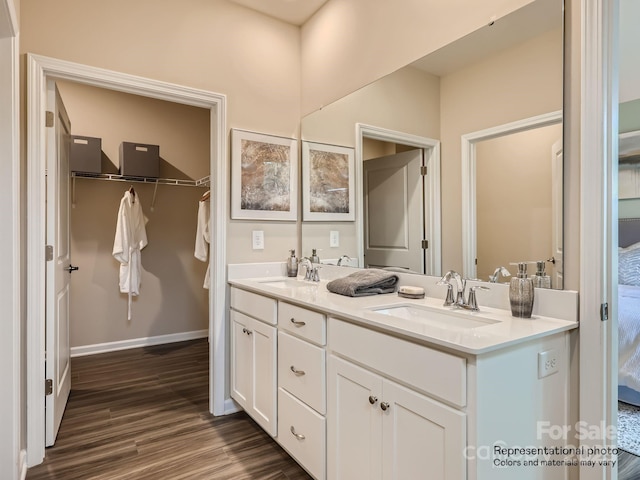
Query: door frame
[[460, 110, 563, 279], [355, 123, 441, 276], [26, 54, 228, 466], [0, 0, 22, 477], [579, 0, 618, 478]]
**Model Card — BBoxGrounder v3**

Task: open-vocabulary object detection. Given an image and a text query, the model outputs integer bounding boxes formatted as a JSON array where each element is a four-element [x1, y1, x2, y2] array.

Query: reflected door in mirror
[[364, 149, 424, 273]]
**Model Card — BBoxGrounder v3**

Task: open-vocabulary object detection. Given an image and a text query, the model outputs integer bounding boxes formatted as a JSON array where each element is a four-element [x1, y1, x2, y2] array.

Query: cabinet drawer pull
[[290, 426, 306, 440], [290, 318, 306, 327], [368, 395, 378, 405], [380, 402, 390, 411], [290, 365, 306, 376]]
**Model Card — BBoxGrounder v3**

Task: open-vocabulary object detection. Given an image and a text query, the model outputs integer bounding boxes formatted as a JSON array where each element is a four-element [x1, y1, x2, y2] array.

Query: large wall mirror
[[300, 0, 564, 288]]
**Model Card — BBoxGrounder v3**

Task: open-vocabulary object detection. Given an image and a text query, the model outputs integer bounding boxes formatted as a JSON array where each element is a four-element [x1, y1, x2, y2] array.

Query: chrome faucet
[[300, 257, 314, 280], [489, 266, 511, 283], [337, 255, 352, 266], [437, 270, 466, 307], [300, 257, 321, 282]]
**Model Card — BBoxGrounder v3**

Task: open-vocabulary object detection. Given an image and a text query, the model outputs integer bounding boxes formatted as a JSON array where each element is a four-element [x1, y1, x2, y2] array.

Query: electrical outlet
[[330, 230, 340, 248], [252, 230, 264, 250], [538, 349, 560, 378]]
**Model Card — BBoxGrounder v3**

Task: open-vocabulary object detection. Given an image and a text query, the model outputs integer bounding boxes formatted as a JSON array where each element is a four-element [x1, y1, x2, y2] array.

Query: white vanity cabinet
[[276, 301, 327, 480], [327, 318, 466, 480], [230, 288, 277, 437]]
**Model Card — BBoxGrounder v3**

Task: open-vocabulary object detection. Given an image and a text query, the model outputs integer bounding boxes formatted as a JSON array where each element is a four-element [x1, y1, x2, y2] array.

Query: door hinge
[[421, 239, 428, 249], [420, 166, 428, 176], [45, 245, 53, 261], [600, 303, 608, 321], [45, 378, 53, 396], [45, 111, 54, 128]]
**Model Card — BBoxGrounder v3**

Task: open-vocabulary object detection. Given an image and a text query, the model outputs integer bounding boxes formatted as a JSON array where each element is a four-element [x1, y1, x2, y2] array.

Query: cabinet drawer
[[278, 301, 326, 345], [329, 318, 466, 408], [230, 287, 277, 325], [278, 388, 326, 480], [278, 331, 326, 414]]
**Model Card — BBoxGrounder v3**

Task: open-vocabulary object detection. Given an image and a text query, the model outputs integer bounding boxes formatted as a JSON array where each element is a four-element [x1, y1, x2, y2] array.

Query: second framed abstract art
[[302, 141, 355, 221]]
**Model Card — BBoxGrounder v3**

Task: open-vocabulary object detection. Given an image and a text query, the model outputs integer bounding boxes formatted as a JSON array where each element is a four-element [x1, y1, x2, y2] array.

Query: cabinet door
[[230, 311, 252, 409], [251, 316, 277, 437], [328, 356, 383, 480], [382, 380, 466, 480]]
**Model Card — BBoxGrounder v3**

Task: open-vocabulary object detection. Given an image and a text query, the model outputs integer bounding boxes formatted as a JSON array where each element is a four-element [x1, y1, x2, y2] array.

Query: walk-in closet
[[58, 79, 211, 378]]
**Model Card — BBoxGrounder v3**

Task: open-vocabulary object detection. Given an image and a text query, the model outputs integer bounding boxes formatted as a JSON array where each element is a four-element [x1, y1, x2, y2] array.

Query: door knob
[[64, 265, 79, 273]]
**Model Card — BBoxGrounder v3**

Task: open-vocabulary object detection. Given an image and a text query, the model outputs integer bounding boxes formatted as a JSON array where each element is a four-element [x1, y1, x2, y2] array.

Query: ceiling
[[229, 0, 329, 26]]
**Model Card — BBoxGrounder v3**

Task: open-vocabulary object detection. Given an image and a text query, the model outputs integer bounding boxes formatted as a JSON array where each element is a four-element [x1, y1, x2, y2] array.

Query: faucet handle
[[466, 285, 490, 311]]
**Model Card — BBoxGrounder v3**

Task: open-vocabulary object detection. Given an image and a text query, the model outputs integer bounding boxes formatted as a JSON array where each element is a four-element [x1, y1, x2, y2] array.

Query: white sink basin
[[371, 304, 500, 330], [257, 278, 311, 289]]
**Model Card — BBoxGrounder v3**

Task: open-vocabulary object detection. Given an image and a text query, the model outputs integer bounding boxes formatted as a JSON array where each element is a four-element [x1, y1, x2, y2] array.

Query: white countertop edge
[[228, 277, 579, 356]]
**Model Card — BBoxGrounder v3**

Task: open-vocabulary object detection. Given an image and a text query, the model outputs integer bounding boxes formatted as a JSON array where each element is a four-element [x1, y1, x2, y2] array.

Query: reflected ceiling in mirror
[[300, 0, 563, 287]]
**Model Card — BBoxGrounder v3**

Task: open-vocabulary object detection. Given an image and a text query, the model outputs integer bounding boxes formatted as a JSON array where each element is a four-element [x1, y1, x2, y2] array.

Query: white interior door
[[45, 80, 72, 446], [551, 139, 563, 289], [363, 149, 424, 273]]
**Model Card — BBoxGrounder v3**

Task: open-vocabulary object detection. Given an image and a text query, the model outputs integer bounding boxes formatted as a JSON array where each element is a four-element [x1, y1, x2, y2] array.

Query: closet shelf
[[71, 172, 210, 212], [71, 172, 210, 187]]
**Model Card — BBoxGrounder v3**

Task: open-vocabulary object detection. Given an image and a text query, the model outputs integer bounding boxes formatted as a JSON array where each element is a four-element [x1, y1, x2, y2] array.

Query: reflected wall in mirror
[[301, 0, 563, 283], [461, 111, 563, 288]]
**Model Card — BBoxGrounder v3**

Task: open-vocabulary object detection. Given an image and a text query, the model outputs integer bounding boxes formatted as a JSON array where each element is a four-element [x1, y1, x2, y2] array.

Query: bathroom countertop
[[228, 276, 579, 355]]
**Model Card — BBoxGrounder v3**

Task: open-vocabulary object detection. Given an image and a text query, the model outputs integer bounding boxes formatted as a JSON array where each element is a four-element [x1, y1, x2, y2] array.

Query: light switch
[[330, 230, 340, 248], [252, 230, 264, 250]]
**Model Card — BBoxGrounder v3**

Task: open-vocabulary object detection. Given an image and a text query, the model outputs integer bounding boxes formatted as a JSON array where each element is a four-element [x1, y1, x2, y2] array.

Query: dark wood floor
[[27, 339, 311, 480]]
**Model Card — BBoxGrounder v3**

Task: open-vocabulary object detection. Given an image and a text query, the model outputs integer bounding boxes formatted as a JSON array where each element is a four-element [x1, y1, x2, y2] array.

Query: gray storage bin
[[119, 142, 160, 178], [70, 135, 102, 174]]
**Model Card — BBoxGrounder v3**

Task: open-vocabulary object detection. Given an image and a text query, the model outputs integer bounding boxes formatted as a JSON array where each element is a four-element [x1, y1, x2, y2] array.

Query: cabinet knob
[[242, 328, 247, 334], [368, 396, 378, 405], [243, 328, 252, 335], [380, 402, 390, 411], [290, 365, 306, 376], [290, 318, 306, 327], [290, 426, 306, 440]]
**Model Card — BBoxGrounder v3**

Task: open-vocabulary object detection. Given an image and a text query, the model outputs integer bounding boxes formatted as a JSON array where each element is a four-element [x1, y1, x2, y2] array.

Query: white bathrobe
[[113, 190, 148, 319], [194, 198, 211, 289]]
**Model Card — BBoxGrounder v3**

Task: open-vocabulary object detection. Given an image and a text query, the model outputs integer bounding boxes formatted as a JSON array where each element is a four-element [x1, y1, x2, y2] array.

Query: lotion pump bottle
[[532, 260, 552, 289], [310, 248, 320, 264], [509, 262, 535, 318], [287, 249, 298, 277]]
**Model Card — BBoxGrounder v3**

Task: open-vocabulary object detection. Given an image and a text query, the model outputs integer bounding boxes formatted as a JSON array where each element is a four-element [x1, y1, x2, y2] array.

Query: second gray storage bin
[[119, 141, 160, 178]]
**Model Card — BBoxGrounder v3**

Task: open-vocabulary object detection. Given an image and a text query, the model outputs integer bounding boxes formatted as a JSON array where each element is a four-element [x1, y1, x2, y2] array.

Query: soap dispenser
[[531, 260, 552, 289], [287, 249, 298, 277], [310, 248, 320, 264], [509, 262, 535, 318]]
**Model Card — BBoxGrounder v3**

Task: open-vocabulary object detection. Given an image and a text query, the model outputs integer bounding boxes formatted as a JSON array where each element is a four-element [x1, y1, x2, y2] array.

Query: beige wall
[[440, 27, 563, 273], [20, 0, 302, 265], [57, 81, 210, 347], [476, 123, 562, 281], [300, 0, 533, 115]]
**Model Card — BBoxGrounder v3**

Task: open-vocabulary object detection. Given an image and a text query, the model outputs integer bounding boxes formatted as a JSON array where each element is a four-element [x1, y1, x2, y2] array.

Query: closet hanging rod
[[71, 172, 209, 187]]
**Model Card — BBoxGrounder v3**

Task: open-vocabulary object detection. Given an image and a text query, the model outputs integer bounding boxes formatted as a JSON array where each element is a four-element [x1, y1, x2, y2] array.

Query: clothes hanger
[[200, 190, 210, 202], [129, 185, 136, 203]]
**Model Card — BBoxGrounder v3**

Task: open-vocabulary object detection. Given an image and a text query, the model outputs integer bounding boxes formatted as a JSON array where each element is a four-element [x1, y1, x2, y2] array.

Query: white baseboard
[[19, 449, 27, 480], [223, 397, 241, 415], [70, 330, 209, 357]]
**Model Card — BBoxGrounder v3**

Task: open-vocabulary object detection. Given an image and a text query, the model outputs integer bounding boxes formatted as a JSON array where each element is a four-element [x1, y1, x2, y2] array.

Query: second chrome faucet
[[437, 270, 489, 311]]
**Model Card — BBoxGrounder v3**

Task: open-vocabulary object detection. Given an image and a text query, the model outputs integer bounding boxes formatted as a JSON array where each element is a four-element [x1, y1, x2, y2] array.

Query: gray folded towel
[[326, 268, 399, 297]]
